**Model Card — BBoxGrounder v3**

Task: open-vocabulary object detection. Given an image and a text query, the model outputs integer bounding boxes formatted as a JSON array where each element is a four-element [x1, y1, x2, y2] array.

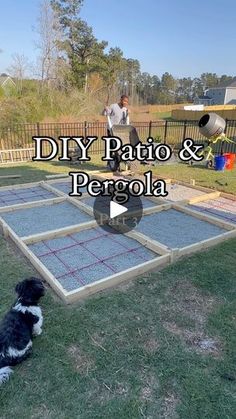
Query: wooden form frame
[[42, 179, 90, 201], [160, 178, 236, 227], [128, 203, 236, 263], [167, 178, 236, 204], [0, 180, 170, 303], [0, 173, 236, 303], [0, 180, 65, 212], [135, 171, 236, 205], [42, 177, 167, 216], [0, 170, 232, 218], [0, 214, 171, 304]]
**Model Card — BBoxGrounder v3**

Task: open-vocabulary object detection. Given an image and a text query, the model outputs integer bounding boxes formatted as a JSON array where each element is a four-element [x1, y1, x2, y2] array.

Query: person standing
[[103, 95, 129, 171], [103, 95, 129, 131]]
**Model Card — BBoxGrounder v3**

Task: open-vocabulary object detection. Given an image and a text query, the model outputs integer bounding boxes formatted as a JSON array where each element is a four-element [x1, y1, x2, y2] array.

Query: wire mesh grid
[[48, 181, 88, 196], [190, 197, 236, 224], [0, 186, 56, 207], [29, 226, 158, 291]]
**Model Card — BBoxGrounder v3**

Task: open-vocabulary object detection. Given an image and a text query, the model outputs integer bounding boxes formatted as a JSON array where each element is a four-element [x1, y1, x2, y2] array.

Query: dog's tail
[[0, 367, 13, 385]]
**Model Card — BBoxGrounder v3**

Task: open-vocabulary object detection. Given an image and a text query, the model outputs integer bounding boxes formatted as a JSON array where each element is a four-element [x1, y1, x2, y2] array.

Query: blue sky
[[0, 0, 235, 78]]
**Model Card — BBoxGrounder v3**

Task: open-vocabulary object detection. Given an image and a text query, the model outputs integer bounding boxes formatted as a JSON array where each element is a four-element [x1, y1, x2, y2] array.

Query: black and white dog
[[0, 277, 45, 385]]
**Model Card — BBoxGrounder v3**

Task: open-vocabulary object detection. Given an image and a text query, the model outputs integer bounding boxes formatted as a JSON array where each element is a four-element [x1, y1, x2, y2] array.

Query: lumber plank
[[22, 220, 97, 244]]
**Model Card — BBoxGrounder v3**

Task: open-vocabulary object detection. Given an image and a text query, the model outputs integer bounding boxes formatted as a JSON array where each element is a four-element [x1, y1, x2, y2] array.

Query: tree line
[[0, 0, 235, 126], [4, 0, 235, 104], [45, 0, 235, 104]]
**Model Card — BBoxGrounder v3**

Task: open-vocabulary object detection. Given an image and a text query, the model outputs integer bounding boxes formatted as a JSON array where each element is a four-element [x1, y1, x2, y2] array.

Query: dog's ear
[[15, 280, 26, 296]]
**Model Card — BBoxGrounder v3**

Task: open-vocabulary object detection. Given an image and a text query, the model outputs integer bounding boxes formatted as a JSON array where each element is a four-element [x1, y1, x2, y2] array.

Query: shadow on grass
[[188, 163, 213, 171], [0, 159, 106, 187], [0, 165, 53, 186], [49, 160, 104, 171]]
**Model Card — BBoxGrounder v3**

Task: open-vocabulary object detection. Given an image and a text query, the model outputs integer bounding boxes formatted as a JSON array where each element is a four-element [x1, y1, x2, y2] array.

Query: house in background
[[194, 95, 213, 106], [194, 78, 236, 105], [0, 74, 16, 96]]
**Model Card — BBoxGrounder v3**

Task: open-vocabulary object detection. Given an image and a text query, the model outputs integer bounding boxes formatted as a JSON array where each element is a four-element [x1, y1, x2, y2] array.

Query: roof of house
[[207, 77, 236, 89], [0, 75, 15, 86]]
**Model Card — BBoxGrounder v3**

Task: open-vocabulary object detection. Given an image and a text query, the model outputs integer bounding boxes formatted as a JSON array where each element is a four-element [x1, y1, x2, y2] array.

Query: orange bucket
[[223, 153, 235, 170]]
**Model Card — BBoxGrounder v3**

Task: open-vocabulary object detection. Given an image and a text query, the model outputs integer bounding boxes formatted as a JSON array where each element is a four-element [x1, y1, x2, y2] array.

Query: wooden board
[[0, 175, 22, 179], [0, 175, 235, 304], [22, 220, 97, 244], [178, 229, 236, 258], [0, 197, 64, 213], [0, 218, 68, 303]]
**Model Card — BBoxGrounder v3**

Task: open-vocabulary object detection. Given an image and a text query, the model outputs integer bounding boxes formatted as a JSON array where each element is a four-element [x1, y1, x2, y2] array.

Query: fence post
[[225, 118, 228, 136], [148, 120, 152, 138], [183, 120, 187, 141], [164, 120, 168, 144], [36, 122, 40, 136], [84, 121, 88, 138]]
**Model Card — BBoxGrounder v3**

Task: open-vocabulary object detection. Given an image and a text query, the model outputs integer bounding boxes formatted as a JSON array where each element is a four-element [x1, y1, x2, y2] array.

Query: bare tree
[[34, 0, 62, 86], [8, 53, 30, 94]]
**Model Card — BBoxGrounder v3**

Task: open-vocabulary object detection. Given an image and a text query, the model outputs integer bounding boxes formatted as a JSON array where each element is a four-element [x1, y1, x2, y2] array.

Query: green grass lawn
[[0, 160, 236, 418], [141, 164, 236, 195], [0, 235, 236, 418], [0, 156, 105, 187], [154, 111, 172, 120], [0, 159, 235, 195]]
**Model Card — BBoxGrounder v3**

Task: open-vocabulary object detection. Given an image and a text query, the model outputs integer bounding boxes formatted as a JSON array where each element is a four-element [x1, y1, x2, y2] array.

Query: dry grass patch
[[163, 322, 222, 357], [67, 345, 95, 375], [140, 371, 159, 402], [162, 392, 180, 419], [31, 406, 54, 419], [143, 337, 160, 354], [163, 280, 219, 326]]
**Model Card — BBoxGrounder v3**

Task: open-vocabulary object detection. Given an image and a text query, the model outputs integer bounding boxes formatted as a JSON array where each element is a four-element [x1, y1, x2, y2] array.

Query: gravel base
[[136, 209, 226, 248], [81, 195, 159, 209], [164, 184, 205, 202], [29, 227, 158, 291], [1, 202, 92, 236], [50, 181, 88, 195], [0, 186, 56, 207], [190, 197, 236, 224]]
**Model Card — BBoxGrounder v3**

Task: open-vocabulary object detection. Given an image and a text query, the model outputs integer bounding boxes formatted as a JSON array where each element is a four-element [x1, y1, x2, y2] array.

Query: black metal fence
[[1, 120, 236, 158]]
